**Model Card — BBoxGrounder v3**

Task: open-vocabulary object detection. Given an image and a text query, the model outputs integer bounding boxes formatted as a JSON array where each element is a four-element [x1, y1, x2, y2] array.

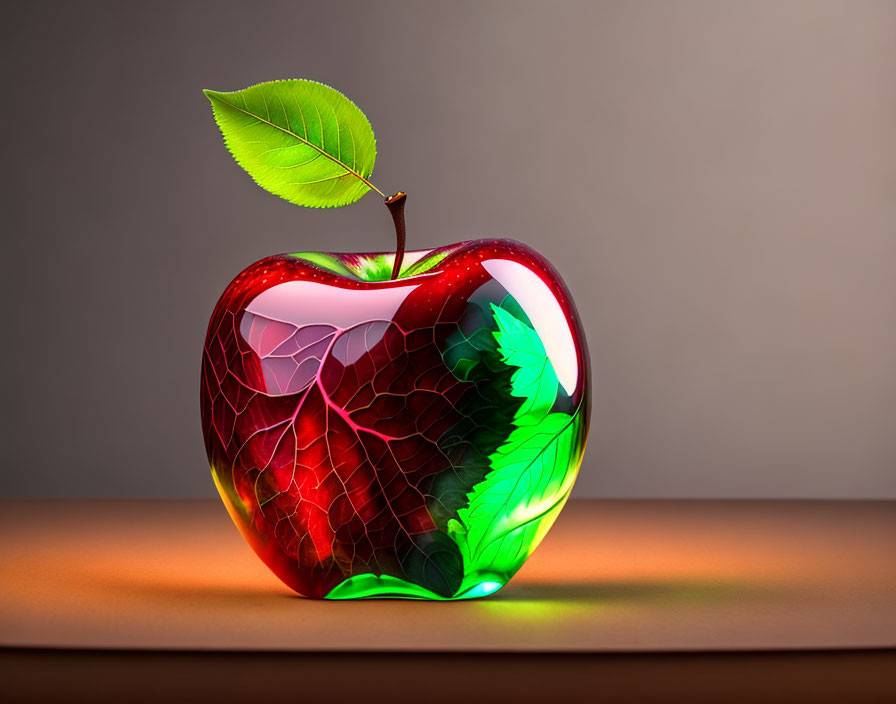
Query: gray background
[[2, 0, 894, 498]]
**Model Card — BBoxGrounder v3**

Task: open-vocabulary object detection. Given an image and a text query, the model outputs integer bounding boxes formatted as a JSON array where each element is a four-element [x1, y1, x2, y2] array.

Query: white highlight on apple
[[245, 280, 418, 330], [481, 258, 579, 396]]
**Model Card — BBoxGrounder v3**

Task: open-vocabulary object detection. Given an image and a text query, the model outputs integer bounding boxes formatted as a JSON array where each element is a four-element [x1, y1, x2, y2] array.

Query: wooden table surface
[[1, 499, 894, 653]]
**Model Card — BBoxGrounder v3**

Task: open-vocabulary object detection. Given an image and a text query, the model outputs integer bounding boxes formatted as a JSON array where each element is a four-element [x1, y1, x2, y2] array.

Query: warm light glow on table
[[1, 499, 893, 652]]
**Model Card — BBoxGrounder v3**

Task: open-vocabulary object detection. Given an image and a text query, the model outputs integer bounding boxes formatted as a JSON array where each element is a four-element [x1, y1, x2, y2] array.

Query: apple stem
[[385, 192, 407, 280]]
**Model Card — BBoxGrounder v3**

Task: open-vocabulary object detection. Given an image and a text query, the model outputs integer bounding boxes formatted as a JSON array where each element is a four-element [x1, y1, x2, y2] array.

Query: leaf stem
[[385, 192, 407, 280]]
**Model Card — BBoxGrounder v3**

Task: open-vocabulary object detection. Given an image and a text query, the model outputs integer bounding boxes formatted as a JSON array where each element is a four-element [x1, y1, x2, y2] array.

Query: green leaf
[[204, 80, 379, 208], [447, 305, 584, 584], [431, 297, 522, 529], [326, 573, 448, 600], [450, 413, 582, 580], [491, 304, 558, 422]]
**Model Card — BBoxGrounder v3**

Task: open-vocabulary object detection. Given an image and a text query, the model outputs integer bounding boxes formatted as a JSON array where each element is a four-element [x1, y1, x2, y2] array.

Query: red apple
[[201, 238, 589, 599]]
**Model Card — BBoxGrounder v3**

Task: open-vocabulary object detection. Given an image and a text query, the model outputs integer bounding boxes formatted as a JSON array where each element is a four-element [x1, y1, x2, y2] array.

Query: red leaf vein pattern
[[201, 258, 473, 597]]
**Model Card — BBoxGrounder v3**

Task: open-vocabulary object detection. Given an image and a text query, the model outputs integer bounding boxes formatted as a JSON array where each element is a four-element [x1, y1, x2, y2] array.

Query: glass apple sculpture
[[201, 80, 590, 599]]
